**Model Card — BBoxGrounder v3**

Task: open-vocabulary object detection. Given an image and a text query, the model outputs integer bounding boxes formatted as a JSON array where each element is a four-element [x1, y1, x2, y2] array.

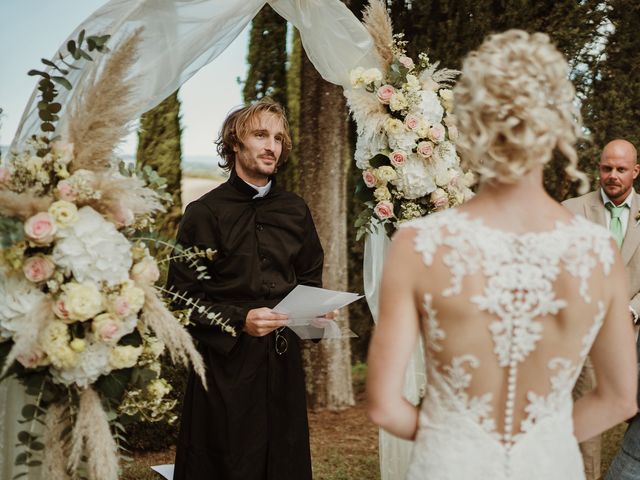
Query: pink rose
[[22, 255, 55, 283], [17, 349, 48, 369], [431, 188, 448, 210], [404, 114, 420, 131], [92, 314, 122, 343], [428, 124, 446, 143], [131, 257, 161, 285], [112, 296, 131, 317], [390, 150, 407, 167], [399, 56, 414, 69], [110, 204, 134, 228], [0, 167, 11, 184], [55, 180, 77, 202], [362, 170, 377, 188], [374, 201, 395, 220], [24, 212, 57, 245], [417, 141, 434, 158], [53, 298, 70, 320], [376, 85, 395, 104]]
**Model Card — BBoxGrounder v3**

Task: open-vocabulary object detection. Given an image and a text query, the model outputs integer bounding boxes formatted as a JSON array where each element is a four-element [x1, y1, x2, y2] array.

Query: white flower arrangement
[[347, 36, 475, 239]]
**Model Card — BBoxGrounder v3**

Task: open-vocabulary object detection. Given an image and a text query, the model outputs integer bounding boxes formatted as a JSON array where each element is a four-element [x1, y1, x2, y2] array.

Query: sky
[[0, 1, 249, 158]]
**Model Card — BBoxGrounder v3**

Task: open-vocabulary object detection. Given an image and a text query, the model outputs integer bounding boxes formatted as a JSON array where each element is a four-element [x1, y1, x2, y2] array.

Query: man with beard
[[168, 99, 324, 480], [563, 139, 640, 480]]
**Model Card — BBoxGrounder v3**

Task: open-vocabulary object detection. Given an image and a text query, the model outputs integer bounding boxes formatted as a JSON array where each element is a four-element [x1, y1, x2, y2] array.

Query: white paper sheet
[[150, 464, 174, 479], [273, 285, 362, 339]]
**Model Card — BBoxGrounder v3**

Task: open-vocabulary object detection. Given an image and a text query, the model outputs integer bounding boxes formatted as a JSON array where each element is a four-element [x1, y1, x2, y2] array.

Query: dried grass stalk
[[66, 29, 144, 173], [2, 296, 53, 377], [0, 189, 53, 220], [42, 402, 72, 480], [139, 283, 207, 389], [363, 0, 394, 72], [84, 172, 165, 221], [68, 388, 119, 480]]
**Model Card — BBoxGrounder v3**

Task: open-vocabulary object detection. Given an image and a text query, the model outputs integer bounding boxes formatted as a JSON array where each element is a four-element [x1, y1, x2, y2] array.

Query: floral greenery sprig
[[28, 29, 110, 134], [347, 36, 475, 240]]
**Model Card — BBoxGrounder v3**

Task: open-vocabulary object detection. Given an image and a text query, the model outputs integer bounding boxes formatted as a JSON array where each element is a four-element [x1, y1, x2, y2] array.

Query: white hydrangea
[[0, 269, 45, 341], [354, 126, 388, 170], [392, 155, 436, 200], [51, 340, 112, 387], [433, 141, 458, 168], [388, 131, 419, 153], [52, 206, 132, 286], [417, 90, 444, 126]]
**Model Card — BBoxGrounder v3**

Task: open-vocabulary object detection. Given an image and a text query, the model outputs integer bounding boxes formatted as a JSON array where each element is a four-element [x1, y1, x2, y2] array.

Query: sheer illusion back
[[404, 209, 614, 480]]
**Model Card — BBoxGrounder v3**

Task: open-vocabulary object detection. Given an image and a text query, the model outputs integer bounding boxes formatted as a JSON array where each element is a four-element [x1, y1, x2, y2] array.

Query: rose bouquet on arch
[[346, 12, 475, 239], [0, 29, 233, 480]]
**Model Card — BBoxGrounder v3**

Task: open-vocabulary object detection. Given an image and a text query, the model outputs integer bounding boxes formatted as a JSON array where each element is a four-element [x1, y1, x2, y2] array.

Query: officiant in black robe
[[168, 99, 324, 480]]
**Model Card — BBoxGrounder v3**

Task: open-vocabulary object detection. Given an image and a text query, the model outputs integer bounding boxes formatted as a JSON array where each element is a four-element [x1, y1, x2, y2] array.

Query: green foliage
[[0, 217, 25, 247], [28, 29, 110, 135], [243, 4, 288, 107], [583, 0, 640, 192], [136, 91, 183, 240]]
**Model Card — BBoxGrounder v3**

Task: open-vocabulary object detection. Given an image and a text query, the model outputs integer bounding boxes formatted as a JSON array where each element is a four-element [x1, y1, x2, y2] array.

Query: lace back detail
[[404, 209, 613, 455]]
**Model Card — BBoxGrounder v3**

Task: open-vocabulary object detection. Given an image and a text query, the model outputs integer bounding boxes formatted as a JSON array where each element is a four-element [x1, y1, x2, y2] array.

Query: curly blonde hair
[[454, 29, 588, 191]]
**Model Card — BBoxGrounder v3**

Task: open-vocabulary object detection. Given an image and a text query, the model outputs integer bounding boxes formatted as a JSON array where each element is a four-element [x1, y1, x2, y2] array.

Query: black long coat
[[169, 171, 324, 480]]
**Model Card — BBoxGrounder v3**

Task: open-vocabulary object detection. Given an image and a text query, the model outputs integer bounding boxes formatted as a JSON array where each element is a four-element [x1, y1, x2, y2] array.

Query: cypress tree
[[242, 4, 288, 107], [136, 91, 184, 240]]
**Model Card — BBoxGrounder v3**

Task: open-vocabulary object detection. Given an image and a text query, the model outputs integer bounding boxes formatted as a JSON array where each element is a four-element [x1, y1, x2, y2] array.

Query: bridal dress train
[[403, 209, 614, 480]]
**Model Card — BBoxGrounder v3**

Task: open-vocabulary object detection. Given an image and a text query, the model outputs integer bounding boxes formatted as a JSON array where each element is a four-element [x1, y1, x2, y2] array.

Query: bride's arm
[[366, 228, 422, 440], [573, 241, 638, 442]]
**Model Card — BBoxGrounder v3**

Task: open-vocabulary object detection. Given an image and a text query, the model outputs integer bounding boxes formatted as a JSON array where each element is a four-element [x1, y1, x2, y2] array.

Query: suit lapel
[[622, 191, 640, 265], [585, 191, 607, 227]]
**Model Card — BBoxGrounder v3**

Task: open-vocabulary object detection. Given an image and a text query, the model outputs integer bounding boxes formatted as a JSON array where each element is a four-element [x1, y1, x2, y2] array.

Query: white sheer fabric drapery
[[364, 221, 426, 480], [5, 1, 417, 478]]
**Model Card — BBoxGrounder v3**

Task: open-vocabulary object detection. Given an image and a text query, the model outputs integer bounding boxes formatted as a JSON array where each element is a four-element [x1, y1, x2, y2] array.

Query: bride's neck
[[475, 166, 550, 205]]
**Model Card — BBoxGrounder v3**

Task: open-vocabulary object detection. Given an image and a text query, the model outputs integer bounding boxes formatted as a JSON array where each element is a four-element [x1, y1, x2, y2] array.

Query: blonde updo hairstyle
[[454, 30, 588, 191]]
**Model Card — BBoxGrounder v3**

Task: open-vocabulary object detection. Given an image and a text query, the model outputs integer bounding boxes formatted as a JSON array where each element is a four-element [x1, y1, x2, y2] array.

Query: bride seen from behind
[[366, 29, 637, 479]]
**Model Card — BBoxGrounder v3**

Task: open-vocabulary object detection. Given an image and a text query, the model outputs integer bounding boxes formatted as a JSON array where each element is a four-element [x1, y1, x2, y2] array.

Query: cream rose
[[62, 282, 103, 321], [384, 118, 405, 135], [439, 88, 454, 111], [52, 298, 70, 321], [373, 201, 395, 220], [374, 186, 392, 202], [109, 345, 142, 370], [417, 141, 434, 158], [131, 256, 160, 285], [362, 170, 377, 188], [17, 348, 49, 369], [349, 67, 365, 88], [362, 68, 383, 85], [92, 313, 122, 343], [22, 255, 55, 283], [389, 92, 408, 112], [375, 166, 397, 183], [24, 212, 57, 245], [121, 283, 145, 314], [390, 150, 407, 168], [376, 85, 395, 104], [48, 200, 79, 228]]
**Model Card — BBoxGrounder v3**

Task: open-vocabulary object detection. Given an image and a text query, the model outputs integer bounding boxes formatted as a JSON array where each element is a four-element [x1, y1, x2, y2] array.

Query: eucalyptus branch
[[156, 285, 236, 337]]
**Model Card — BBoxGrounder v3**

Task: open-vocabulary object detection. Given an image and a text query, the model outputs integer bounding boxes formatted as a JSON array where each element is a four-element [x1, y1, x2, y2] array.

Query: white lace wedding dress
[[403, 209, 614, 480]]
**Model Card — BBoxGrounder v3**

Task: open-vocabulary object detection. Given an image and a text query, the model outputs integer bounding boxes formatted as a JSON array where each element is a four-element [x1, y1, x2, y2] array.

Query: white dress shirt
[[245, 179, 272, 198]]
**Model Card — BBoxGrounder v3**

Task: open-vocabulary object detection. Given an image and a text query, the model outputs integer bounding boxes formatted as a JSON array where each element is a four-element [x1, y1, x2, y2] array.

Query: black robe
[[169, 171, 323, 480]]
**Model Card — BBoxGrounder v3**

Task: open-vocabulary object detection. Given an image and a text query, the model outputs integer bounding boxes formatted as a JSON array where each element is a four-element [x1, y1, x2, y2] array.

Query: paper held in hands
[[273, 285, 363, 339]]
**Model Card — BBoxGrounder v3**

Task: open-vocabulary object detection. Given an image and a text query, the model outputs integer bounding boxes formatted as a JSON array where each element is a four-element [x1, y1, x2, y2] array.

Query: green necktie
[[606, 202, 627, 247]]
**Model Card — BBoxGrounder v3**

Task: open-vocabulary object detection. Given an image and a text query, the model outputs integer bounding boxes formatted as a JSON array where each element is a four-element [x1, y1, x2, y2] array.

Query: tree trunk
[[298, 50, 355, 411]]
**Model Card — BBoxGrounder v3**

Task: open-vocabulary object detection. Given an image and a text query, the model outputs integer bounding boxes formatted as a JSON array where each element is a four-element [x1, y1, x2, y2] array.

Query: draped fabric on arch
[[5, 1, 423, 479]]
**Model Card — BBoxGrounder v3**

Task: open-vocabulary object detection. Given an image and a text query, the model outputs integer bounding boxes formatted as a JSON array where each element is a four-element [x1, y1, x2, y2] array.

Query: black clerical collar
[[228, 169, 275, 198]]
